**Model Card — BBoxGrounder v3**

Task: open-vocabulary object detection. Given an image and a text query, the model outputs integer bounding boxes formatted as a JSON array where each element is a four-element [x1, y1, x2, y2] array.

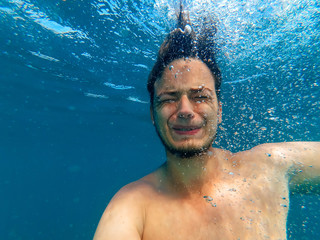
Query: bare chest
[[142, 177, 289, 240]]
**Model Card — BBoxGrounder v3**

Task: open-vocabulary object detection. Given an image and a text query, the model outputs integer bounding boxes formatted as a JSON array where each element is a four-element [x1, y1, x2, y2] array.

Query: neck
[[163, 147, 221, 196]]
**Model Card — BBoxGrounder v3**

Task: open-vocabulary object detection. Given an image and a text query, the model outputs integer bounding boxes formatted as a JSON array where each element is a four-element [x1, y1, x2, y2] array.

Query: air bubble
[[184, 24, 192, 34], [204, 196, 213, 201], [210, 202, 217, 207]]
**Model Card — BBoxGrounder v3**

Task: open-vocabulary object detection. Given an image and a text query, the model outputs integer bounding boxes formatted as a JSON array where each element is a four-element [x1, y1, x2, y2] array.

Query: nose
[[177, 95, 194, 119]]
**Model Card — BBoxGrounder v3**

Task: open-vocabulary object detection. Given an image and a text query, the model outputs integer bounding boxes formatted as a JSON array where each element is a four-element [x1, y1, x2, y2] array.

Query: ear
[[150, 106, 155, 125], [217, 101, 222, 124]]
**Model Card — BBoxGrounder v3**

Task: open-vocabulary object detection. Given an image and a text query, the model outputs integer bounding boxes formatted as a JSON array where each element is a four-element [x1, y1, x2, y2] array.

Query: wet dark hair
[[147, 5, 221, 106]]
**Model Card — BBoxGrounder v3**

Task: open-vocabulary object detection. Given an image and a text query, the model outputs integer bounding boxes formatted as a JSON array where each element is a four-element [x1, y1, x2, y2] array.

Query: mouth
[[171, 125, 202, 135]]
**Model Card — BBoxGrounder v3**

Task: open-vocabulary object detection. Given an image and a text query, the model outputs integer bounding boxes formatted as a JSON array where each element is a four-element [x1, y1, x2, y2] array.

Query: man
[[94, 7, 319, 240]]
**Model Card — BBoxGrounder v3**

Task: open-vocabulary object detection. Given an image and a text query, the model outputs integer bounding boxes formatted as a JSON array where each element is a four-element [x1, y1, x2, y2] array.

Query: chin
[[167, 146, 210, 158], [166, 141, 213, 158]]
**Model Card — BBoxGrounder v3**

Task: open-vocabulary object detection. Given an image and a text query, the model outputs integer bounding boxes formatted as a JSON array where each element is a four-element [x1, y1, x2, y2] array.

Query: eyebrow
[[190, 87, 214, 94], [155, 91, 179, 99], [156, 87, 214, 99]]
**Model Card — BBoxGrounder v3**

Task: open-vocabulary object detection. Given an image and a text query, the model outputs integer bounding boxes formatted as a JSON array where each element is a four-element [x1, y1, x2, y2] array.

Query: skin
[[93, 58, 320, 240]]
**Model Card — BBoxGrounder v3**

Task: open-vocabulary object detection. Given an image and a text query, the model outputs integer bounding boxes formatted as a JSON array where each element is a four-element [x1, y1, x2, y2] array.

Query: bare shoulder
[[243, 142, 320, 187], [244, 142, 318, 162], [93, 177, 157, 240], [233, 142, 319, 173], [229, 143, 295, 171]]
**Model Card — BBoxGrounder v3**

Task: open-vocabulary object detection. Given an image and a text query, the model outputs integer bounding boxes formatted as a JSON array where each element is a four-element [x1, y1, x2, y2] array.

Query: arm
[[265, 142, 320, 186], [93, 185, 144, 240]]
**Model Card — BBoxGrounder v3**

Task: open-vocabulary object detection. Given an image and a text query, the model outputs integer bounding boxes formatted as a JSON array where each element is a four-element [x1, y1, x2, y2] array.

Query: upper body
[[94, 143, 320, 240], [94, 8, 319, 240], [93, 58, 320, 240]]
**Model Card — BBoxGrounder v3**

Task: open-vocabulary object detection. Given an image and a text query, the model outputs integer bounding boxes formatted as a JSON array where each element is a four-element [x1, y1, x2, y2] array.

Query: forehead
[[154, 58, 216, 93]]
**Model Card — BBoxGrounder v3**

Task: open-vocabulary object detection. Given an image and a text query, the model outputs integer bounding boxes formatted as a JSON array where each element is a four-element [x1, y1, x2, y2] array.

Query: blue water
[[0, 0, 319, 239]]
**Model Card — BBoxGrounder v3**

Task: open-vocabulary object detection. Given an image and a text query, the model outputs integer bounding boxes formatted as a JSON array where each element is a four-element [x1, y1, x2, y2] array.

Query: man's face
[[151, 58, 221, 157]]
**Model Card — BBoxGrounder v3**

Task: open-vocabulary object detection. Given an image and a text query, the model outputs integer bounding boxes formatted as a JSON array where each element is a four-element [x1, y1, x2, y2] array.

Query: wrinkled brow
[[190, 87, 215, 95], [156, 87, 214, 97], [156, 91, 179, 98]]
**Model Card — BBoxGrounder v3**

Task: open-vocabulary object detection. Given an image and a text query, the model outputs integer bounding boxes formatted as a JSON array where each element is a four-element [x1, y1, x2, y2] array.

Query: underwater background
[[0, 0, 319, 239]]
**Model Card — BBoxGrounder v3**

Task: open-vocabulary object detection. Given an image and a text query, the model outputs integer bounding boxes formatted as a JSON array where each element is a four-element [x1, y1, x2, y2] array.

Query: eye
[[162, 98, 176, 103], [155, 97, 177, 106], [193, 94, 210, 103]]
